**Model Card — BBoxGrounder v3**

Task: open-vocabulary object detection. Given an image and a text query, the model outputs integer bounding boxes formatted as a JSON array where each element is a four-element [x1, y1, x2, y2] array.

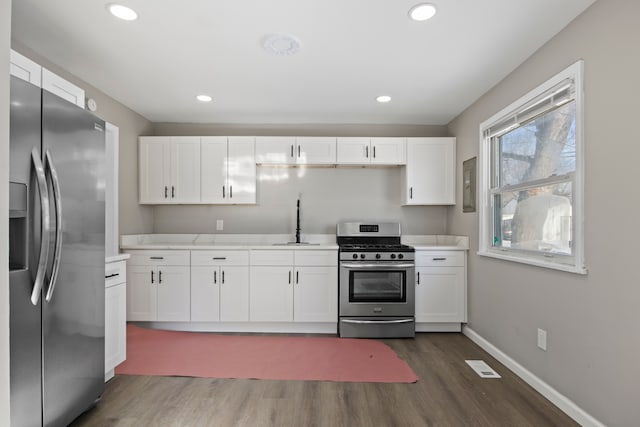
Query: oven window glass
[[349, 271, 406, 303]]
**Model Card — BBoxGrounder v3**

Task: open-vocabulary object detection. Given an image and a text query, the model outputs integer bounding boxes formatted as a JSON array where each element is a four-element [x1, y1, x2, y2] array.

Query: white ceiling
[[11, 0, 596, 125]]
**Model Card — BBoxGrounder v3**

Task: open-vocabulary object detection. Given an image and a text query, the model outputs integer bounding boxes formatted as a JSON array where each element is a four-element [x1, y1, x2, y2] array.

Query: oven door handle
[[340, 263, 415, 269], [341, 319, 414, 325]]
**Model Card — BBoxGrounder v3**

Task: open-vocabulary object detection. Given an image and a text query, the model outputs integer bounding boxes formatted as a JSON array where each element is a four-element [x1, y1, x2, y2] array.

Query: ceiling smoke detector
[[263, 34, 301, 56]]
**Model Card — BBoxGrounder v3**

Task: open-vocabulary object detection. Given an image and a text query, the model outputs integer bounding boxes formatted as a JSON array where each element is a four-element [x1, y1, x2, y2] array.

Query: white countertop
[[106, 253, 131, 263], [120, 233, 469, 251]]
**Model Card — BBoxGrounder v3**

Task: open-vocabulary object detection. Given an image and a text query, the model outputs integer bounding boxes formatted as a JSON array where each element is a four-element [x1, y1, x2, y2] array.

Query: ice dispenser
[[9, 182, 27, 271]]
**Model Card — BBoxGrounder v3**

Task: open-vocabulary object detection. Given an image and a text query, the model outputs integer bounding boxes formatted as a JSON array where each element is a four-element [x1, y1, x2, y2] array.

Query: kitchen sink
[[272, 242, 320, 246]]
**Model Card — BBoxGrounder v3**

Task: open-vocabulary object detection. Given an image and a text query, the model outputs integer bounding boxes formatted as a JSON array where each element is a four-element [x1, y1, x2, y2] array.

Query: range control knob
[[352, 253, 358, 260], [390, 254, 396, 259], [398, 253, 404, 259], [375, 254, 381, 259], [360, 254, 365, 259]]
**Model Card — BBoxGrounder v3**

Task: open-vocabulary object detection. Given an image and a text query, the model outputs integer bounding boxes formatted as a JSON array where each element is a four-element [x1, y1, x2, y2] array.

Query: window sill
[[477, 249, 588, 275]]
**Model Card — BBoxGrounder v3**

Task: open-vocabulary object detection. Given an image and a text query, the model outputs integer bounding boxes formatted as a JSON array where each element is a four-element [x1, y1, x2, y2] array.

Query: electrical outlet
[[216, 219, 223, 231], [537, 328, 547, 351]]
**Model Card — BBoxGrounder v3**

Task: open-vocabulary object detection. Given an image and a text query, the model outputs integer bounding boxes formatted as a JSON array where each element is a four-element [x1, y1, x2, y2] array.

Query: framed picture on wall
[[463, 157, 476, 213]]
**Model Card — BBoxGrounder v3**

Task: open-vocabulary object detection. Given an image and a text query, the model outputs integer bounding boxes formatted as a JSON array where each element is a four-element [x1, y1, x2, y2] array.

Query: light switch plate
[[216, 219, 223, 231], [537, 328, 547, 351]]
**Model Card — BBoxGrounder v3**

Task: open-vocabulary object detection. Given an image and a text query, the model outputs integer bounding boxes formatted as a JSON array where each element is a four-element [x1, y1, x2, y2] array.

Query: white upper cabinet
[[201, 136, 256, 204], [336, 137, 406, 165], [10, 49, 41, 86], [139, 136, 201, 204], [402, 137, 456, 205], [255, 136, 336, 165], [42, 69, 85, 109]]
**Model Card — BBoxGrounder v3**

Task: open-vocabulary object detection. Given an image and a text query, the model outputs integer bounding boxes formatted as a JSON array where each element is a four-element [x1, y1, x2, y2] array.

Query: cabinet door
[[336, 137, 370, 164], [200, 137, 228, 203], [249, 266, 294, 321], [227, 137, 256, 204], [190, 266, 220, 321], [156, 266, 190, 321], [105, 283, 127, 373], [371, 137, 406, 165], [171, 137, 201, 203], [41, 68, 85, 108], [220, 266, 250, 321], [296, 137, 336, 164], [10, 49, 41, 86], [255, 136, 296, 165], [294, 266, 337, 322], [404, 138, 456, 205], [139, 137, 170, 204], [127, 265, 157, 321], [415, 267, 465, 323]]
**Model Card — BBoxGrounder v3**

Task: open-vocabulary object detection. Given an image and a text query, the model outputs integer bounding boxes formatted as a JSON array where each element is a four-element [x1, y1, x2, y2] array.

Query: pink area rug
[[116, 324, 418, 383]]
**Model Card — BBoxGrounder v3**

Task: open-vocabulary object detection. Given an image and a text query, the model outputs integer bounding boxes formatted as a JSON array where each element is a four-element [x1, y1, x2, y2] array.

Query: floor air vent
[[465, 360, 501, 378]]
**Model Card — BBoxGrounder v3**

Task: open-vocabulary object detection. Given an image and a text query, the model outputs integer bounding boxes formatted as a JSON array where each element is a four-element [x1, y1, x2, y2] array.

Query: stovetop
[[339, 243, 415, 252]]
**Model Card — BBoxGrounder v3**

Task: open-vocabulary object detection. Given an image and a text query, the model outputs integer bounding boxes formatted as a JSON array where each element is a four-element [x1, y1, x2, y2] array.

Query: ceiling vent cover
[[263, 34, 301, 56]]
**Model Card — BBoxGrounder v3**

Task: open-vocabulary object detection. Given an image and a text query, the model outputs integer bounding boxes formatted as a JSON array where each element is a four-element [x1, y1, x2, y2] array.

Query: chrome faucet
[[295, 198, 301, 244]]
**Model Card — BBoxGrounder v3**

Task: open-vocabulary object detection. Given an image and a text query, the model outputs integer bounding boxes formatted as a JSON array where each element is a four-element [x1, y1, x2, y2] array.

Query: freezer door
[[9, 76, 44, 427], [41, 91, 106, 427]]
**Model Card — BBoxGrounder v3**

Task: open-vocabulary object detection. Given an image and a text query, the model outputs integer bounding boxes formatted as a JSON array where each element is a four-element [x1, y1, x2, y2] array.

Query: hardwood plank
[[71, 333, 578, 427]]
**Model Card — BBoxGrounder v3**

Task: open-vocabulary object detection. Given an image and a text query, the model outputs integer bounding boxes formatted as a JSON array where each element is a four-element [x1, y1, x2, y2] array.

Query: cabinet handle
[[373, 146, 376, 158], [365, 146, 369, 158], [222, 186, 225, 198], [158, 270, 162, 284], [298, 145, 301, 158], [214, 270, 217, 284], [290, 145, 294, 158], [172, 186, 175, 198], [151, 270, 154, 284], [212, 257, 226, 260], [433, 257, 446, 261], [150, 256, 164, 260], [417, 271, 420, 285], [410, 187, 413, 199], [230, 185, 233, 198], [105, 273, 120, 279], [296, 270, 299, 284], [288, 271, 291, 284], [164, 186, 168, 198], [222, 270, 225, 284]]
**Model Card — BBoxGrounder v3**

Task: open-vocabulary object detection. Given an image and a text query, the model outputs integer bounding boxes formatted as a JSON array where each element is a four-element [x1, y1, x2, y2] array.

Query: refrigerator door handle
[[44, 150, 63, 303], [31, 148, 51, 305]]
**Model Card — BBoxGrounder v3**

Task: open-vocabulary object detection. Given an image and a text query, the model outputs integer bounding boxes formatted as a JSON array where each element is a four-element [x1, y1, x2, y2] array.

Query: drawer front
[[126, 250, 190, 266], [250, 250, 294, 266], [105, 260, 126, 288], [415, 251, 465, 267], [191, 250, 249, 266], [294, 250, 338, 266]]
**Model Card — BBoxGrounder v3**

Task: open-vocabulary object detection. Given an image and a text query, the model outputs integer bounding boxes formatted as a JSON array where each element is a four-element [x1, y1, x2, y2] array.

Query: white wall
[[447, 0, 639, 425], [1, 0, 12, 424], [151, 123, 451, 235]]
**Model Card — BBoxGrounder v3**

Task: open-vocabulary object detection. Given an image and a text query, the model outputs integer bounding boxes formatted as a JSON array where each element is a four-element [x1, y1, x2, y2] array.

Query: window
[[478, 61, 586, 274]]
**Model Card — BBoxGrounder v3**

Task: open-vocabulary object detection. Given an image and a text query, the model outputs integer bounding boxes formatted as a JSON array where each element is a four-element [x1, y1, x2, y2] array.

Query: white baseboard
[[134, 321, 338, 335], [462, 326, 605, 427]]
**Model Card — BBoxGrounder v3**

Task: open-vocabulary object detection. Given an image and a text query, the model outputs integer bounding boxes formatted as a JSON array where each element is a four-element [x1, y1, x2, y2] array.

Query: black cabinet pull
[[290, 145, 294, 158], [365, 146, 369, 158], [230, 186, 233, 198], [158, 270, 162, 284], [214, 270, 217, 284], [212, 257, 226, 260], [150, 256, 164, 260], [172, 186, 175, 198], [433, 257, 447, 261], [410, 187, 413, 199], [164, 186, 168, 198], [105, 273, 120, 279], [222, 186, 225, 198], [373, 146, 376, 158], [296, 271, 299, 284], [222, 270, 225, 284], [151, 270, 154, 284], [417, 271, 420, 285], [298, 145, 301, 157], [288, 271, 291, 284]]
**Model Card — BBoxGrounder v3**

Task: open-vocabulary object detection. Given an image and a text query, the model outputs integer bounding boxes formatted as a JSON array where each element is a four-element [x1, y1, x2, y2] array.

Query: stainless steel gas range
[[337, 222, 415, 338]]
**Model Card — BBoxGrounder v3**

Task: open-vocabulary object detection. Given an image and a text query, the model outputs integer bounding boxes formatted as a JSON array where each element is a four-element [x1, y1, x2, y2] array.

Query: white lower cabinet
[[190, 250, 250, 322], [249, 250, 337, 323], [414, 251, 466, 324], [126, 251, 190, 321], [105, 258, 127, 381]]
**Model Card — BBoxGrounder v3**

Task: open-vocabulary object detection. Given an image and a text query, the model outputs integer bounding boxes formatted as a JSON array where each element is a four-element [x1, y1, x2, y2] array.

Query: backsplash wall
[[152, 166, 448, 235]]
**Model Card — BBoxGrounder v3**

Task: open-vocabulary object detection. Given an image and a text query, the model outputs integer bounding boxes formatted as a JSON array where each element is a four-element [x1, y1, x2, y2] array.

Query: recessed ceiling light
[[107, 4, 138, 21], [376, 95, 392, 103], [196, 95, 212, 102], [263, 34, 301, 56], [409, 3, 437, 21]]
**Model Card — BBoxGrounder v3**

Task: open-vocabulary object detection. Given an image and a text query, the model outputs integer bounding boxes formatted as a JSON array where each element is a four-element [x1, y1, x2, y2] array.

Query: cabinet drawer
[[415, 251, 465, 267], [294, 250, 338, 266], [250, 250, 294, 266], [105, 260, 126, 288], [191, 250, 249, 266], [126, 250, 190, 266]]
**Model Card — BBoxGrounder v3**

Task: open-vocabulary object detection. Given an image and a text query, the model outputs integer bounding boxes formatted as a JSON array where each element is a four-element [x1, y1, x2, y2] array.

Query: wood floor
[[71, 333, 577, 427]]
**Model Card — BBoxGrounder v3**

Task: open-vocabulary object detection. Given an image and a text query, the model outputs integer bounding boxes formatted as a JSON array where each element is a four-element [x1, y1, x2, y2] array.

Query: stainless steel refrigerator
[[9, 75, 105, 427]]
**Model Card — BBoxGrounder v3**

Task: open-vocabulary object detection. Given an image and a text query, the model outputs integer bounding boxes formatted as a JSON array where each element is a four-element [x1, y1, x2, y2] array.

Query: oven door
[[339, 261, 415, 317]]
